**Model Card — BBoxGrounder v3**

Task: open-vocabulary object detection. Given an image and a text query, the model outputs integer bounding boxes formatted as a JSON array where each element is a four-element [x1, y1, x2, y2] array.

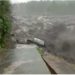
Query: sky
[[11, 0, 67, 4], [11, 0, 40, 4]]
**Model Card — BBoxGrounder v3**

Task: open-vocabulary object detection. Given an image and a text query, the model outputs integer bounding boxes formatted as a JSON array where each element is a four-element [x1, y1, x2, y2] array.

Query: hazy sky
[[11, 0, 67, 4], [11, 0, 40, 4]]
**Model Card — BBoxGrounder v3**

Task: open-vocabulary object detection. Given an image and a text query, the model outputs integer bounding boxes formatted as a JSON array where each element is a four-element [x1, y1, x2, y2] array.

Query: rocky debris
[[16, 38, 27, 44]]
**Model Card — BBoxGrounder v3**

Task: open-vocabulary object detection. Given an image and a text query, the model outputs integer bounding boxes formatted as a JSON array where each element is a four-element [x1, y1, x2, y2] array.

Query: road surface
[[0, 44, 50, 74]]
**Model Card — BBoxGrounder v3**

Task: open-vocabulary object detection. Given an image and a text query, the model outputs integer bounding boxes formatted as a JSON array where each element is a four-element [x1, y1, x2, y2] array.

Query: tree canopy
[[0, 0, 11, 48]]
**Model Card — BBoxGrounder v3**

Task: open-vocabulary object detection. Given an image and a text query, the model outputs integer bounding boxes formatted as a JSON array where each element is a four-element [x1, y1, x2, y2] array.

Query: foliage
[[0, 0, 11, 48], [37, 47, 44, 55], [14, 1, 75, 16]]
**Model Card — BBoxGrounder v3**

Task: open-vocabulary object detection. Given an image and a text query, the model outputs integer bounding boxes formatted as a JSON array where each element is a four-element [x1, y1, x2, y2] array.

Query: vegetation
[[13, 1, 75, 16], [0, 0, 11, 48], [37, 47, 44, 55]]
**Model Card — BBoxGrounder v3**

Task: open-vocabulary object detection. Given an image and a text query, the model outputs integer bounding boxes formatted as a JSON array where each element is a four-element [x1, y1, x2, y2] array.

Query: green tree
[[0, 0, 11, 48]]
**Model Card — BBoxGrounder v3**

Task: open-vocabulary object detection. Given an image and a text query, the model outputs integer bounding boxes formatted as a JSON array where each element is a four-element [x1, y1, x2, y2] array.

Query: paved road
[[2, 44, 50, 74]]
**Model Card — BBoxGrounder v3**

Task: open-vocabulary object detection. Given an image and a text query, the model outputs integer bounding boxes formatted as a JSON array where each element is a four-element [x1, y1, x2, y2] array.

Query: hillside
[[12, 1, 75, 16]]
